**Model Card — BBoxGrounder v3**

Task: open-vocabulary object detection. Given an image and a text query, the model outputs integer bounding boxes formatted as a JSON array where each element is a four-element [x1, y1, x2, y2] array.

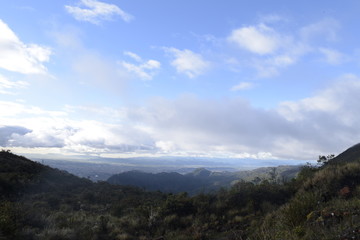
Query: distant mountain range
[[107, 165, 302, 195], [33, 155, 306, 181]]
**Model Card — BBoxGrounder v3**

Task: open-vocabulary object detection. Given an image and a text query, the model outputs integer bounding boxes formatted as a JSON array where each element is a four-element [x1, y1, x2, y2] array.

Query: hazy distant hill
[[107, 165, 302, 194], [107, 169, 213, 194], [33, 155, 306, 181]]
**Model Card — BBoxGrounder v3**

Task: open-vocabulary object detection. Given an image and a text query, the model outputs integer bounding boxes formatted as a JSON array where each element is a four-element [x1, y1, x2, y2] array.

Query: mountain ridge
[[107, 164, 302, 194]]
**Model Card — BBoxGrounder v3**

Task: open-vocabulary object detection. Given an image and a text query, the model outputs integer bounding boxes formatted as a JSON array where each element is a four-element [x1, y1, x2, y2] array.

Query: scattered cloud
[[230, 82, 254, 91], [0, 75, 28, 95], [253, 53, 299, 78], [165, 48, 210, 78], [228, 24, 281, 55], [119, 51, 161, 81], [300, 18, 340, 42], [0, 19, 51, 74], [226, 22, 303, 77], [123, 51, 142, 62], [227, 18, 342, 78], [65, 0, 133, 24], [319, 48, 347, 65]]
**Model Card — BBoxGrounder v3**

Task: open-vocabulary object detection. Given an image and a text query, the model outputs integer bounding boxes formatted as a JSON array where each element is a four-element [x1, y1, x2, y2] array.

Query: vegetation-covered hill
[[107, 165, 301, 195], [255, 144, 360, 239], [2, 144, 360, 239]]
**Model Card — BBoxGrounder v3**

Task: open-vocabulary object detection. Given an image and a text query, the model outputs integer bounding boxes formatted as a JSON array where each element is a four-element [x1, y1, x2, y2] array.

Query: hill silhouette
[[0, 150, 91, 199], [327, 142, 360, 165]]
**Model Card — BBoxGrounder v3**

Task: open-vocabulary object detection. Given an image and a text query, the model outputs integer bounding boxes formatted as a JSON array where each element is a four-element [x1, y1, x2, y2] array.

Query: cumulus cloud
[[227, 22, 304, 77], [0, 19, 51, 74], [65, 0, 133, 24], [165, 48, 210, 78], [0, 126, 31, 146], [226, 18, 342, 78], [119, 51, 161, 81], [228, 24, 281, 55]]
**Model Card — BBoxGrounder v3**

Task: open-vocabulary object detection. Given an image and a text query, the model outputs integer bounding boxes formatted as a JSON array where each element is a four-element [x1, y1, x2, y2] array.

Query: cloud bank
[[1, 75, 360, 160]]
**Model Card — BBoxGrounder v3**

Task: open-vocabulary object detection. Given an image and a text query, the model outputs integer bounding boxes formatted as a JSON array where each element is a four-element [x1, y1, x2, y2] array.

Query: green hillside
[[255, 144, 360, 239], [1, 144, 360, 239]]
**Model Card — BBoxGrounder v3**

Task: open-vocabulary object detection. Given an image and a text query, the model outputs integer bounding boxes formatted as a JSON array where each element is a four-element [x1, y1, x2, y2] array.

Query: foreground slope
[[0, 150, 91, 199], [0, 151, 165, 240], [2, 144, 360, 240], [255, 143, 360, 240]]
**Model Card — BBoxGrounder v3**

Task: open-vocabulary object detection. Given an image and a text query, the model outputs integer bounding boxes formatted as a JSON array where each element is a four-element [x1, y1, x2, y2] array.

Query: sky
[[1, 0, 360, 162]]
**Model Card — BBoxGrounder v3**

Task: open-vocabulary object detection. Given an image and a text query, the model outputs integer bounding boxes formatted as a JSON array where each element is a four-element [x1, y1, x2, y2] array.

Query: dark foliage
[[1, 143, 360, 239]]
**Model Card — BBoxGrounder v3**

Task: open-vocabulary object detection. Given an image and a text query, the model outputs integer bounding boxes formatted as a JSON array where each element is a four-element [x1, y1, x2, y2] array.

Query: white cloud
[[3, 75, 360, 160], [230, 82, 254, 91], [119, 52, 161, 81], [165, 48, 210, 78], [0, 19, 51, 74], [65, 0, 133, 24], [0, 101, 154, 153], [278, 74, 359, 122], [319, 48, 346, 65], [228, 24, 280, 55], [0, 75, 28, 95], [253, 53, 298, 78], [127, 76, 360, 159], [300, 18, 340, 42], [123, 51, 142, 62], [226, 18, 343, 78], [226, 22, 305, 77]]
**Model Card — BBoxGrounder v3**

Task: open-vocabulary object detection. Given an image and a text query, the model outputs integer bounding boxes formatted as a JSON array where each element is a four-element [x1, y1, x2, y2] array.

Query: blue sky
[[1, 0, 360, 161]]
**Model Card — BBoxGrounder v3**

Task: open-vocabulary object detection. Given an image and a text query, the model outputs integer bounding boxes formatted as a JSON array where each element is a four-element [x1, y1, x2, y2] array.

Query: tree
[[317, 154, 335, 166]]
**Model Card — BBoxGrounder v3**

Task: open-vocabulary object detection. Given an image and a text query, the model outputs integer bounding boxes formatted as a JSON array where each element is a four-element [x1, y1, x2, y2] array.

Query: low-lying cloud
[[1, 75, 360, 160]]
